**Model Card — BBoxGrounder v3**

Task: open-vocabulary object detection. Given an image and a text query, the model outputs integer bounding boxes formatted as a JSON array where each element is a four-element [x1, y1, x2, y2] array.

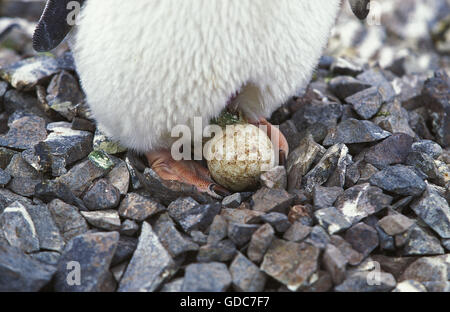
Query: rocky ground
[[0, 0, 449, 292]]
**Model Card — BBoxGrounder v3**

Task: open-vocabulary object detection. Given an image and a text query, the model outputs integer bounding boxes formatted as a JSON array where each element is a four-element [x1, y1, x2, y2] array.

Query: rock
[[370, 165, 426, 196], [197, 239, 237, 263], [0, 115, 47, 150], [182, 262, 232, 292], [376, 224, 396, 252], [0, 168, 11, 186], [313, 186, 343, 210], [71, 118, 96, 133], [329, 76, 371, 101], [364, 133, 414, 169], [54, 231, 119, 292], [260, 166, 287, 189], [4, 153, 42, 197], [287, 134, 326, 191], [345, 86, 384, 119], [251, 187, 294, 213], [247, 223, 275, 263], [120, 219, 139, 237], [0, 201, 40, 253], [228, 223, 260, 247], [261, 213, 291, 233], [105, 159, 130, 196], [406, 151, 441, 181], [160, 278, 184, 292], [25, 203, 65, 252], [222, 193, 243, 208], [378, 214, 415, 236], [330, 57, 364, 76], [82, 179, 120, 211], [288, 204, 314, 226], [323, 244, 348, 285], [56, 158, 109, 197], [3, 90, 46, 119], [403, 225, 444, 256], [356, 69, 396, 103], [330, 235, 364, 266], [153, 213, 199, 257], [168, 197, 221, 233], [315, 207, 352, 235], [373, 100, 416, 138], [302, 144, 349, 193], [88, 150, 115, 171], [35, 180, 86, 211], [221, 208, 264, 224], [80, 210, 121, 231], [335, 271, 396, 292], [305, 225, 330, 250], [118, 192, 164, 222], [443, 239, 450, 251], [392, 280, 427, 292], [230, 252, 266, 292], [292, 100, 343, 134], [111, 236, 138, 266], [345, 223, 379, 258], [283, 222, 312, 243], [46, 71, 83, 121], [261, 239, 320, 291], [400, 257, 448, 283], [119, 222, 177, 292], [335, 183, 393, 225], [412, 140, 443, 159], [0, 147, 16, 169], [207, 215, 228, 244], [190, 231, 208, 245], [30, 251, 61, 266], [93, 129, 127, 154], [323, 119, 391, 146], [0, 243, 56, 291], [0, 188, 32, 213], [411, 186, 450, 238], [303, 270, 333, 292]]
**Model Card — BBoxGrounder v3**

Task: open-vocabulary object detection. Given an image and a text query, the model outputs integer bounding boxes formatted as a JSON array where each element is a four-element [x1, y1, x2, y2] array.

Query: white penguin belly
[[72, 0, 341, 152]]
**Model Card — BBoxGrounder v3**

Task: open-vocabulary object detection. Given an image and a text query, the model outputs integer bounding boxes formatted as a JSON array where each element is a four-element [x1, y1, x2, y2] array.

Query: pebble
[[312, 186, 344, 210], [314, 207, 352, 235], [247, 223, 275, 263], [259, 166, 287, 189], [323, 244, 348, 285], [230, 252, 266, 292], [370, 165, 426, 196], [197, 239, 237, 262], [260, 212, 291, 233], [378, 214, 415, 236], [82, 179, 120, 211], [344, 223, 379, 258], [335, 271, 397, 292], [228, 222, 260, 247], [345, 86, 384, 120], [80, 210, 121, 231], [251, 187, 294, 213], [364, 133, 414, 169], [118, 192, 164, 221], [0, 115, 47, 150], [283, 222, 312, 243], [182, 262, 232, 292], [402, 224, 444, 256]]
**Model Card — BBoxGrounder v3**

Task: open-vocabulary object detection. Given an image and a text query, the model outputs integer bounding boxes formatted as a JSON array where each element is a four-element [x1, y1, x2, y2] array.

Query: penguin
[[33, 0, 370, 198]]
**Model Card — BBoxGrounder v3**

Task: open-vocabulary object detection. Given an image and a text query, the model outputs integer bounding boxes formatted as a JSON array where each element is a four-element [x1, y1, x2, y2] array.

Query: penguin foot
[[145, 149, 231, 199], [249, 117, 289, 166]]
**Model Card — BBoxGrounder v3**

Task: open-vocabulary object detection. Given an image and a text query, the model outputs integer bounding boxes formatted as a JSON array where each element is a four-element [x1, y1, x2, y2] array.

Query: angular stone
[[378, 214, 415, 236], [207, 215, 228, 244], [230, 252, 266, 292], [323, 119, 391, 146], [0, 188, 32, 214], [260, 166, 287, 190], [261, 239, 320, 291], [71, 117, 96, 133], [412, 140, 443, 159], [329, 76, 371, 101], [106, 159, 130, 195], [83, 179, 120, 211], [400, 257, 448, 283], [247, 223, 275, 263], [323, 244, 347, 285], [222, 193, 242, 208], [251, 187, 294, 213], [0, 115, 47, 150], [160, 278, 184, 292], [357, 69, 396, 103], [330, 235, 364, 266], [221, 208, 264, 224], [0, 201, 40, 253], [364, 133, 414, 169], [335, 271, 396, 292], [80, 210, 121, 231], [411, 186, 450, 238], [345, 223, 379, 258], [373, 100, 416, 138], [197, 239, 237, 263], [0, 168, 10, 187], [370, 165, 426, 196], [30, 251, 61, 266], [54, 231, 119, 292], [283, 222, 311, 243], [406, 151, 441, 180], [120, 219, 139, 236], [228, 223, 260, 247], [261, 212, 291, 233], [315, 207, 352, 235], [345, 86, 384, 120], [0, 147, 16, 169], [153, 213, 199, 257], [313, 186, 343, 210], [392, 280, 427, 292], [111, 236, 138, 266], [288, 204, 314, 226], [182, 262, 232, 292], [119, 222, 177, 292], [35, 180, 86, 211], [0, 243, 56, 291], [306, 225, 330, 250], [168, 197, 221, 233], [403, 224, 444, 256], [93, 129, 127, 155], [335, 183, 392, 225], [118, 192, 164, 221], [330, 57, 364, 76], [46, 71, 83, 121]]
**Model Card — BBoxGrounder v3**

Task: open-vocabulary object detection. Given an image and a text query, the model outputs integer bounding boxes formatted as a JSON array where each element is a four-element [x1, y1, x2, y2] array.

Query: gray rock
[[251, 187, 294, 213], [118, 192, 165, 222], [54, 231, 119, 292], [228, 223, 260, 247], [221, 208, 264, 224], [443, 239, 450, 251], [331, 57, 364, 76], [182, 262, 232, 292], [222, 193, 242, 208], [406, 151, 441, 180], [111, 236, 138, 266], [357, 69, 396, 103], [335, 271, 396, 292], [0, 168, 11, 186], [71, 117, 96, 133], [30, 251, 61, 266], [3, 90, 46, 119], [93, 129, 127, 155], [364, 133, 414, 169], [370, 165, 426, 196], [153, 213, 199, 257], [46, 71, 83, 121], [160, 278, 184, 292], [35, 180, 86, 211], [0, 115, 47, 150], [329, 76, 371, 101], [0, 188, 32, 214], [403, 225, 444, 256], [0, 201, 40, 253], [83, 179, 120, 211], [345, 86, 384, 119], [105, 159, 130, 195], [330, 235, 364, 266], [120, 219, 139, 236], [261, 212, 291, 233], [315, 207, 352, 235], [422, 281, 450, 292], [323, 119, 391, 146], [197, 239, 237, 262], [283, 222, 312, 243], [313, 186, 343, 210], [207, 215, 228, 244], [393, 280, 427, 292], [376, 224, 396, 252], [412, 140, 443, 159], [373, 100, 416, 138], [261, 239, 320, 291], [119, 222, 177, 292], [247, 223, 275, 263], [168, 197, 221, 233], [0, 243, 56, 291], [305, 225, 331, 250], [80, 210, 121, 231], [260, 166, 287, 190], [323, 244, 348, 285], [0, 147, 16, 170], [400, 257, 448, 283], [230, 252, 266, 292], [378, 214, 415, 236], [345, 223, 379, 258], [335, 183, 393, 225], [411, 186, 450, 238]]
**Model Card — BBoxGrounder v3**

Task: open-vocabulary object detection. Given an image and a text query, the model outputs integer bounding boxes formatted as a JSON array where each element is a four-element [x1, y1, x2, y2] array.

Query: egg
[[204, 123, 276, 192]]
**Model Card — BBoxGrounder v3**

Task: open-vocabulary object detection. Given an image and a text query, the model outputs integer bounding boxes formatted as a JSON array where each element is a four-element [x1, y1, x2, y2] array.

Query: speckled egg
[[205, 123, 276, 192]]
